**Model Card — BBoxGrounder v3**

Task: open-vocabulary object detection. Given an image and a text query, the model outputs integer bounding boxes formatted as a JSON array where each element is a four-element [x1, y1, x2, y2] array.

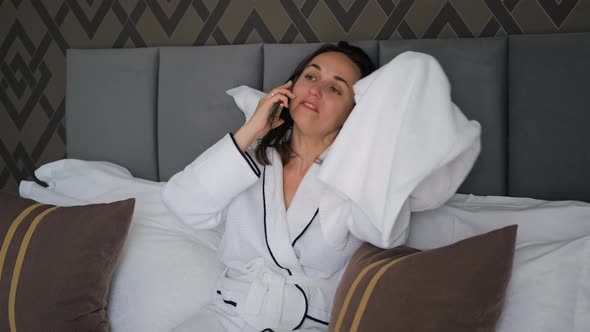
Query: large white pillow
[[19, 159, 225, 332], [407, 194, 590, 332]]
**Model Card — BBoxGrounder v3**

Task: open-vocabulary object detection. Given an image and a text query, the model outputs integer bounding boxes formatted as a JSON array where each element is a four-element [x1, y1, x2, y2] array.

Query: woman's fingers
[[247, 81, 294, 134], [277, 95, 290, 108], [265, 89, 294, 102], [279, 80, 293, 89], [263, 93, 290, 108], [271, 88, 296, 99], [267, 81, 296, 99]]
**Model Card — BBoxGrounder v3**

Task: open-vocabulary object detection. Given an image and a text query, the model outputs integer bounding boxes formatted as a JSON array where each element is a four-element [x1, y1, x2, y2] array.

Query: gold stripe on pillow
[[9, 206, 59, 332], [0, 203, 45, 281], [350, 253, 416, 332], [334, 258, 390, 332]]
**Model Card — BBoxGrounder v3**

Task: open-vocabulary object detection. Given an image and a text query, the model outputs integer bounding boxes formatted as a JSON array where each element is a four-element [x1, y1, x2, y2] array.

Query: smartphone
[[269, 103, 284, 128]]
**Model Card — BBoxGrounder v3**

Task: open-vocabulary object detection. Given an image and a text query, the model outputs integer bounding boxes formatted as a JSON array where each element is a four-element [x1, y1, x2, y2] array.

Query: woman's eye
[[330, 86, 342, 95], [304, 74, 315, 81]]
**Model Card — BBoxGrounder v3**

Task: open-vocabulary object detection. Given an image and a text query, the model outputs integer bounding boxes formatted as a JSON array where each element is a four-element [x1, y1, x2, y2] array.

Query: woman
[[162, 42, 376, 332]]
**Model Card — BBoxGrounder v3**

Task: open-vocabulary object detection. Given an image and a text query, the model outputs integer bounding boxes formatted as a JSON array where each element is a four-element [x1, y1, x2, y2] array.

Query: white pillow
[[407, 193, 590, 332], [226, 85, 266, 122], [19, 159, 225, 332]]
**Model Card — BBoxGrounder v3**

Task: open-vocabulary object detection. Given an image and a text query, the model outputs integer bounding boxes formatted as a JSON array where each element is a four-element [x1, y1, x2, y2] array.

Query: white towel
[[318, 51, 482, 249]]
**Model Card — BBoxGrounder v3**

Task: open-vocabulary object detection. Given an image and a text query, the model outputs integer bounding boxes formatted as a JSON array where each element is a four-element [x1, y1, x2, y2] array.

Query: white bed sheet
[[19, 160, 590, 332], [19, 159, 225, 332]]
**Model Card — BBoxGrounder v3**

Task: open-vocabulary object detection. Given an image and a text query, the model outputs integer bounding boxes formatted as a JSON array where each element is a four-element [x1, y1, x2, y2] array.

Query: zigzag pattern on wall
[[1, 0, 589, 193]]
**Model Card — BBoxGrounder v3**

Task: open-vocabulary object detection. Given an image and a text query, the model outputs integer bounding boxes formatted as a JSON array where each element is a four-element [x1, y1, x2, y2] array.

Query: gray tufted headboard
[[65, 32, 590, 203]]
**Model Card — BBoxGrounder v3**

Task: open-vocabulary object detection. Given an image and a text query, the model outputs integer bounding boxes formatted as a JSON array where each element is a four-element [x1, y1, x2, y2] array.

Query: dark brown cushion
[[330, 225, 517, 332], [0, 191, 134, 332]]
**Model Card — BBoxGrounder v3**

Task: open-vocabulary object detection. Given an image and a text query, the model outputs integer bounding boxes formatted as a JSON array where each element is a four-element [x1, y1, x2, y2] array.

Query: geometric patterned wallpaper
[[1, 0, 590, 193]]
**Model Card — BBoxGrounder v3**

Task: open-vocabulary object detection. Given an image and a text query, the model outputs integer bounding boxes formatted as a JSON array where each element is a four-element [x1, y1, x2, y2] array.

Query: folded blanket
[[318, 51, 481, 249]]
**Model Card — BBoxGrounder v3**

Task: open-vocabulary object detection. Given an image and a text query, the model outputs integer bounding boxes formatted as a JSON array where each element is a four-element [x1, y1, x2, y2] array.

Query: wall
[[1, 0, 589, 193]]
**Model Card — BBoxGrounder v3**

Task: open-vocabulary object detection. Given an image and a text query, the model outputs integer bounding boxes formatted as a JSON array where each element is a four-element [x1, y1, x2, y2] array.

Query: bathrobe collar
[[262, 148, 327, 274]]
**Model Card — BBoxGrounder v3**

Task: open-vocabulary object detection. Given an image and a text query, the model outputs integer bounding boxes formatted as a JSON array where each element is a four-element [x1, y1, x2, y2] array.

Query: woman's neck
[[287, 128, 335, 175]]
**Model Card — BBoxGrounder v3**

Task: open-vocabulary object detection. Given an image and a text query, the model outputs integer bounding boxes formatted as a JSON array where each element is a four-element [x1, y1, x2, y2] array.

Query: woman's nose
[[309, 84, 321, 97]]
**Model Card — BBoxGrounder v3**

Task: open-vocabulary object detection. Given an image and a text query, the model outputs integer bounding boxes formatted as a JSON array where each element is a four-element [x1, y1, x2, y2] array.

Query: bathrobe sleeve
[[162, 133, 261, 230]]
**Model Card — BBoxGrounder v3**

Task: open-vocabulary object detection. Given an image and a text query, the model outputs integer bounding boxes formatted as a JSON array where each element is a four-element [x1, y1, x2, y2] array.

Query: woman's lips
[[301, 101, 319, 112]]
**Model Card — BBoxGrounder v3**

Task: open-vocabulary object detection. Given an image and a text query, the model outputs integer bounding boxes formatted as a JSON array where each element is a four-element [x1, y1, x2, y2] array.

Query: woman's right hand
[[234, 81, 296, 151]]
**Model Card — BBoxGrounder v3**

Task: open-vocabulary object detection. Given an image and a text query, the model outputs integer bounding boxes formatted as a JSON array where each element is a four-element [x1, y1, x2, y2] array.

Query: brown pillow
[[330, 225, 517, 332], [0, 191, 134, 332]]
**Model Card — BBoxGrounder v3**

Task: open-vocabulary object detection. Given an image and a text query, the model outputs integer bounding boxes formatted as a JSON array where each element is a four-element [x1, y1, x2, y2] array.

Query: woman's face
[[289, 51, 362, 140]]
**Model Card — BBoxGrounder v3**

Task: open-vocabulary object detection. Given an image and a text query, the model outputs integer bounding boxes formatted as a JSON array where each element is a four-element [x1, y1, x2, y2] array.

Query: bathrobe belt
[[219, 258, 336, 329]]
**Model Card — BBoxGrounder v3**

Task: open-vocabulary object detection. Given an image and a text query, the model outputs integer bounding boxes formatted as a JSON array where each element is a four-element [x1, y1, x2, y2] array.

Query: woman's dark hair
[[254, 41, 377, 165]]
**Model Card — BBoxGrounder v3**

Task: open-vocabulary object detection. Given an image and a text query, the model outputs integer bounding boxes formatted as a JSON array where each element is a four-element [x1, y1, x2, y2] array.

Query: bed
[[5, 32, 590, 331]]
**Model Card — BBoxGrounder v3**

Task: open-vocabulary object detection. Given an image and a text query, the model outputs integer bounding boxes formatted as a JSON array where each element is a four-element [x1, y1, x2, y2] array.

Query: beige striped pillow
[[0, 191, 134, 332], [330, 225, 517, 332]]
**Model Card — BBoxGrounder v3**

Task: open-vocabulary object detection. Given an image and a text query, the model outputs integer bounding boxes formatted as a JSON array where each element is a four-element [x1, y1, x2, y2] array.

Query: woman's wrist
[[234, 123, 261, 152]]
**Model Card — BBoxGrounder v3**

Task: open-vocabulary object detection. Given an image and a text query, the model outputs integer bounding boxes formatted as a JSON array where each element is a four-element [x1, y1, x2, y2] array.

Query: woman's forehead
[[305, 52, 361, 84]]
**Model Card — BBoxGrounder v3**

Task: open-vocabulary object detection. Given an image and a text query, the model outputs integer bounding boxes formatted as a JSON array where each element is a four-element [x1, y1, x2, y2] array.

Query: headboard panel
[[157, 44, 263, 181], [65, 33, 590, 202], [379, 38, 508, 196], [66, 48, 159, 181], [508, 33, 590, 201]]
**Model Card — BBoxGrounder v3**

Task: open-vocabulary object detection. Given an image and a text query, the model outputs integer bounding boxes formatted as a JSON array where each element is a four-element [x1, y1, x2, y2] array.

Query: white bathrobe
[[164, 51, 481, 331], [162, 134, 363, 332]]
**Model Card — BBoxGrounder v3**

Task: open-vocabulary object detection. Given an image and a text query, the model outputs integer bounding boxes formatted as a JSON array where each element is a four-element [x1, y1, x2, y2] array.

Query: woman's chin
[[292, 114, 316, 129]]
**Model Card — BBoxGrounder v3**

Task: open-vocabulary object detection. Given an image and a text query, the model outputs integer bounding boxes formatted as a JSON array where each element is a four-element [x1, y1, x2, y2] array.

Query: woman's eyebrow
[[306, 63, 350, 87]]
